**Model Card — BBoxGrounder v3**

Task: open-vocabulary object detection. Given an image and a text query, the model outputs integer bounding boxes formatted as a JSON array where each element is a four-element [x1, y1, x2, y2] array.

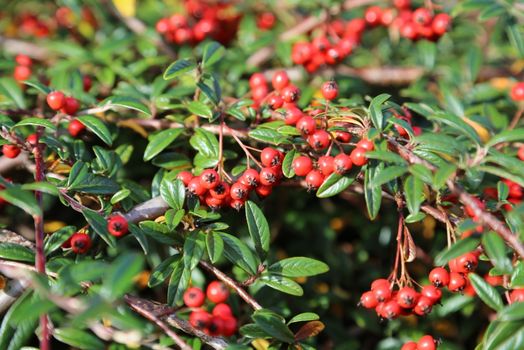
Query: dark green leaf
[[0, 243, 35, 263], [187, 101, 212, 119], [245, 201, 270, 260], [148, 255, 181, 287], [144, 128, 184, 161], [76, 115, 112, 146], [369, 94, 390, 130], [260, 275, 303, 296], [404, 175, 424, 215], [469, 273, 504, 311], [44, 226, 75, 256], [14, 118, 56, 131], [54, 328, 104, 350], [101, 253, 144, 299], [206, 232, 223, 264], [498, 303, 524, 322], [160, 179, 185, 210], [282, 149, 298, 178], [316, 173, 354, 198], [482, 232, 513, 274], [0, 188, 41, 216], [219, 232, 259, 275], [268, 257, 329, 277], [183, 231, 206, 270], [252, 309, 295, 343], [434, 237, 480, 266], [190, 128, 219, 158], [164, 59, 197, 80], [82, 209, 116, 248], [364, 166, 382, 220], [202, 41, 225, 67], [167, 260, 190, 305]]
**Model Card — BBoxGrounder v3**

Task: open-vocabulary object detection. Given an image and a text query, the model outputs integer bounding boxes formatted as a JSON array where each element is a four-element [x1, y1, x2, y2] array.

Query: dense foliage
[[1, 1, 524, 349]]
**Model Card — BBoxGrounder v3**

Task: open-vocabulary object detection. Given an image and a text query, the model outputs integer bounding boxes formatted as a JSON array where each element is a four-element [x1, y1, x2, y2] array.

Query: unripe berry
[[206, 281, 229, 304]]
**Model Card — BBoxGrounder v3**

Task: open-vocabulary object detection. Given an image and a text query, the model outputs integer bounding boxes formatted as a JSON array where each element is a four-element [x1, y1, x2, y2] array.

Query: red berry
[[455, 252, 479, 273], [292, 156, 313, 176], [255, 184, 272, 198], [206, 281, 229, 304], [371, 278, 390, 290], [511, 82, 524, 102], [68, 119, 86, 137], [296, 116, 316, 135], [260, 147, 283, 167], [212, 303, 232, 317], [14, 65, 31, 81], [200, 169, 220, 190], [284, 106, 304, 125], [312, 36, 331, 52], [210, 181, 230, 200], [220, 315, 237, 337], [394, 0, 411, 9], [413, 8, 432, 25], [334, 131, 351, 143], [183, 287, 205, 307], [2, 144, 21, 159], [174, 27, 193, 44], [207, 316, 225, 336], [307, 130, 331, 150], [205, 195, 223, 210], [417, 335, 437, 350], [240, 169, 260, 188], [448, 272, 467, 292], [432, 13, 451, 36], [464, 197, 485, 218], [429, 267, 450, 288], [305, 170, 324, 190], [267, 95, 283, 110], [484, 274, 504, 287], [62, 97, 80, 115], [230, 182, 249, 200], [70, 233, 92, 254], [47, 91, 66, 111], [333, 153, 352, 174], [107, 214, 128, 237], [230, 199, 245, 211], [400, 21, 419, 40], [252, 85, 269, 101], [321, 81, 339, 101], [83, 76, 92, 92], [26, 133, 39, 146], [281, 85, 300, 103], [360, 291, 379, 309], [365, 6, 383, 26], [259, 167, 279, 186], [373, 284, 392, 302], [188, 177, 207, 196], [318, 156, 335, 176], [421, 285, 442, 303], [249, 73, 267, 89], [168, 14, 187, 30], [397, 286, 419, 309], [272, 71, 289, 91], [356, 139, 374, 151], [413, 295, 434, 316], [15, 54, 32, 67], [401, 341, 418, 350], [350, 147, 368, 166], [380, 300, 401, 319], [156, 18, 170, 33], [193, 18, 217, 42], [257, 12, 276, 30], [509, 288, 524, 303], [189, 310, 212, 329], [177, 171, 193, 186], [291, 42, 313, 65]]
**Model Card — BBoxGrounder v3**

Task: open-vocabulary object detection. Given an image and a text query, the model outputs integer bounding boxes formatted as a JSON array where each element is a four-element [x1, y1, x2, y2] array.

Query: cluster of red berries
[[365, 1, 451, 41], [184, 281, 238, 337], [401, 335, 439, 350], [13, 54, 33, 82], [290, 18, 363, 72], [359, 279, 443, 319], [511, 82, 524, 102], [392, 108, 422, 138], [55, 6, 98, 30], [483, 178, 523, 211], [46, 91, 86, 137], [155, 0, 239, 46], [248, 70, 302, 110], [176, 147, 284, 211], [17, 13, 51, 38]]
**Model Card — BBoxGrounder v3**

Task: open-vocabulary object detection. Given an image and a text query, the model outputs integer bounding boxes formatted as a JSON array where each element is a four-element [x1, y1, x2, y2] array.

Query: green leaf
[[248, 128, 289, 145], [282, 149, 298, 178], [316, 173, 354, 198], [202, 41, 225, 67], [433, 164, 456, 190], [486, 128, 524, 147], [482, 232, 513, 274], [183, 231, 206, 270], [365, 151, 406, 164], [245, 201, 270, 260], [477, 165, 524, 188], [260, 275, 303, 296], [269, 257, 329, 277], [0, 292, 32, 350], [167, 259, 190, 305], [508, 25, 524, 58], [128, 223, 149, 254], [206, 232, 224, 264], [364, 166, 382, 220], [0, 243, 35, 263], [163, 59, 197, 80], [252, 309, 295, 343], [103, 96, 151, 116], [14, 118, 57, 131], [239, 324, 271, 339], [0, 188, 41, 216], [160, 179, 185, 210], [483, 321, 524, 350], [404, 175, 424, 215], [190, 128, 219, 158], [144, 128, 184, 161], [82, 209, 116, 248], [469, 273, 504, 311], [219, 232, 259, 275], [101, 253, 144, 299], [427, 112, 480, 144], [370, 166, 407, 188], [187, 101, 212, 119], [287, 313, 320, 325], [434, 237, 480, 266], [76, 115, 112, 146], [20, 182, 58, 196], [369, 93, 390, 130], [110, 189, 131, 204], [44, 226, 75, 256], [54, 328, 104, 350], [23, 80, 52, 94], [510, 261, 524, 288], [498, 303, 524, 322], [0, 78, 26, 108], [148, 255, 181, 287]]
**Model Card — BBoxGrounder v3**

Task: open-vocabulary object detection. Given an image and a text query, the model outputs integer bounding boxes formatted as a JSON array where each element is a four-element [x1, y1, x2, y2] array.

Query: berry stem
[[32, 129, 51, 350]]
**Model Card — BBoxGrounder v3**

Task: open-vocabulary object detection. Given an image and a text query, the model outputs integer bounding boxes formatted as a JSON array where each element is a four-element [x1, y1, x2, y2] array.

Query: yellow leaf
[[113, 0, 136, 18], [44, 221, 67, 234], [117, 120, 149, 138], [463, 117, 491, 143], [252, 339, 270, 350]]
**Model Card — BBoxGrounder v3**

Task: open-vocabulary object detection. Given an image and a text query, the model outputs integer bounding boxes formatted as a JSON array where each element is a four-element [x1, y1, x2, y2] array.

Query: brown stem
[[508, 106, 524, 130], [32, 130, 50, 350], [199, 261, 262, 311]]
